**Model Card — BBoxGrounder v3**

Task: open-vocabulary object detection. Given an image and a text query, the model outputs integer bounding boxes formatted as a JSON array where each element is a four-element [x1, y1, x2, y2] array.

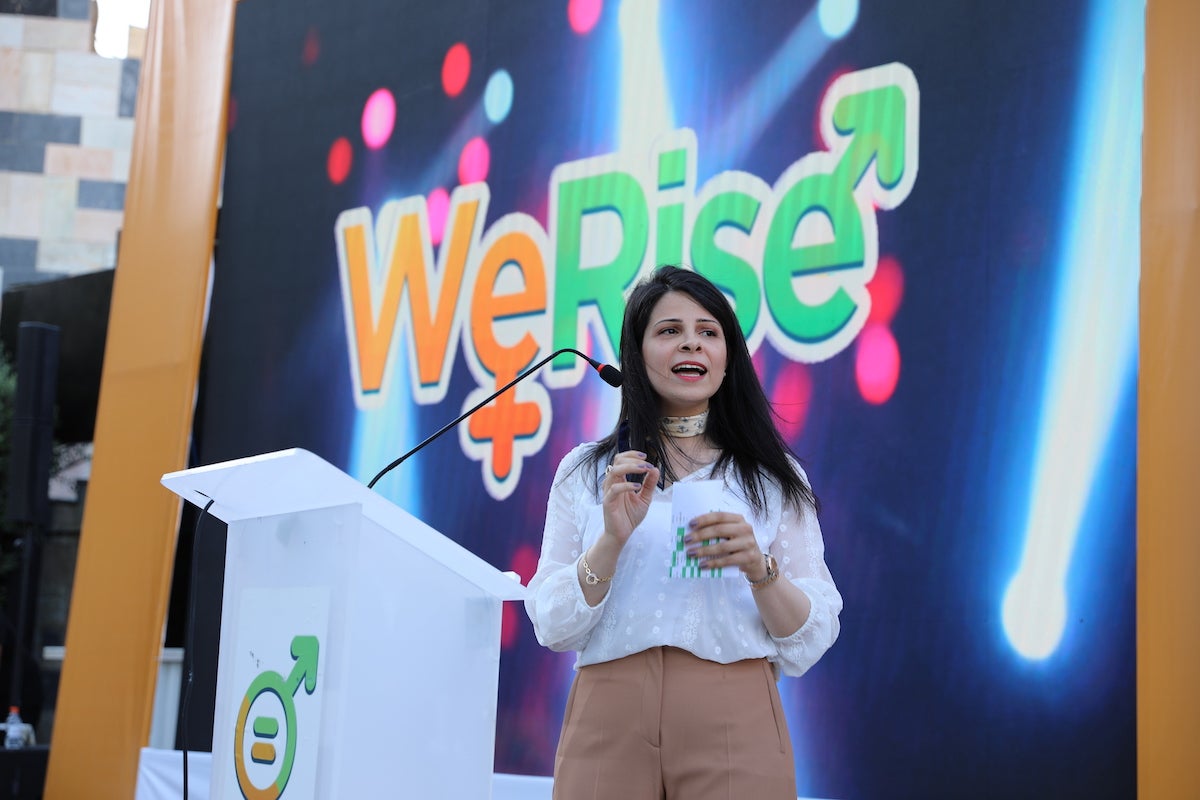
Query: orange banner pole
[[1139, 1, 1200, 798], [42, 0, 236, 796]]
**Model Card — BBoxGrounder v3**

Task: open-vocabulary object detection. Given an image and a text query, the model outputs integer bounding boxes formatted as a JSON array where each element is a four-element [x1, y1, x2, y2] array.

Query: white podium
[[162, 448, 526, 799]]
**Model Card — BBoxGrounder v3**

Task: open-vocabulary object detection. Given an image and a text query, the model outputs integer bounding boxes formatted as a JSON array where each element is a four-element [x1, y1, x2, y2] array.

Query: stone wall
[[0, 6, 140, 288]]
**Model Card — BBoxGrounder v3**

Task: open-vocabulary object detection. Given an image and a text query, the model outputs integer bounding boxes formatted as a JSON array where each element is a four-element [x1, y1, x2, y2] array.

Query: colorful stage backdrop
[[194, 0, 1140, 796]]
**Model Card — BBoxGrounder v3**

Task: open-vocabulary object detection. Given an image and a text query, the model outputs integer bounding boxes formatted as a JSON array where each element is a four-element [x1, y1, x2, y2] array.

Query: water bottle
[[4, 706, 24, 749]]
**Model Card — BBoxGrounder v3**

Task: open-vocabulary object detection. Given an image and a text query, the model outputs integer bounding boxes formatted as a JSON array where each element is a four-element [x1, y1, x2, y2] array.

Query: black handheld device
[[617, 420, 650, 484]]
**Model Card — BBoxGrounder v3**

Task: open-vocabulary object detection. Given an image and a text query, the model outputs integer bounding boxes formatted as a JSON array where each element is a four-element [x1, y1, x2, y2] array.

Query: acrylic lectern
[[161, 448, 526, 799]]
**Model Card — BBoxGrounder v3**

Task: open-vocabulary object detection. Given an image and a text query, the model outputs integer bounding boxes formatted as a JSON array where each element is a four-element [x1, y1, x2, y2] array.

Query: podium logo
[[233, 635, 320, 800]]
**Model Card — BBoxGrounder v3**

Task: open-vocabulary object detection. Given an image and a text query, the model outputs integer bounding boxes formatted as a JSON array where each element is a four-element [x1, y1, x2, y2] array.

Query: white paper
[[668, 479, 745, 579]]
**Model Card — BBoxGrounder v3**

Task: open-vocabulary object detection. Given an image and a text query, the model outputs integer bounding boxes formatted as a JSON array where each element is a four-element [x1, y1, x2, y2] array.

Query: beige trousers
[[552, 646, 797, 800]]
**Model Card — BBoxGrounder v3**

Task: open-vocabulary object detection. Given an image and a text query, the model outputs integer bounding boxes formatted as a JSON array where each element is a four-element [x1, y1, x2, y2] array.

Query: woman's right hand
[[577, 451, 659, 604], [601, 450, 660, 544]]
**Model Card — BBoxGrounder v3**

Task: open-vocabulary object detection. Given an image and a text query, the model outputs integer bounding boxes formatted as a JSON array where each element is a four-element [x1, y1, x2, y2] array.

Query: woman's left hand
[[684, 512, 769, 582]]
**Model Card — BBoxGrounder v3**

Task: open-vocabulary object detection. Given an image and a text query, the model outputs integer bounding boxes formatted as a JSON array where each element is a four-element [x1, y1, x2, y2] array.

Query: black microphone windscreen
[[598, 364, 623, 388]]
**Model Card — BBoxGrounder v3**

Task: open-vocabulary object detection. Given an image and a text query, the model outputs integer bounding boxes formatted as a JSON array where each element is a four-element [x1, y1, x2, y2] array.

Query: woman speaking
[[526, 265, 842, 799]]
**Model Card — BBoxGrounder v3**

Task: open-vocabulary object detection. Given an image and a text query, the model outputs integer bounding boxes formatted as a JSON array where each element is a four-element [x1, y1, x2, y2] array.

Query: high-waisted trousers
[[552, 646, 797, 800]]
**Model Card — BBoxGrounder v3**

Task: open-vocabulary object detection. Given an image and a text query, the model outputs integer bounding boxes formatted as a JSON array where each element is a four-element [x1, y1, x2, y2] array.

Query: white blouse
[[525, 443, 842, 677]]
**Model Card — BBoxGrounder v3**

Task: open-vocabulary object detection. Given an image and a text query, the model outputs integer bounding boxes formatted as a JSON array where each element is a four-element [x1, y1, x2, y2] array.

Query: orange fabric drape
[[1139, 1, 1200, 798], [42, 0, 235, 796]]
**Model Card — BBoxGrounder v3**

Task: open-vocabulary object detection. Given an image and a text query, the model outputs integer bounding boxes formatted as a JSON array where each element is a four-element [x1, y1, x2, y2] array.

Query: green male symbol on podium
[[232, 635, 320, 800]]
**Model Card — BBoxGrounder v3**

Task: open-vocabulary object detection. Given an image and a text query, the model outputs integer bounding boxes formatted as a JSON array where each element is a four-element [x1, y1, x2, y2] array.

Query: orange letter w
[[334, 187, 487, 408]]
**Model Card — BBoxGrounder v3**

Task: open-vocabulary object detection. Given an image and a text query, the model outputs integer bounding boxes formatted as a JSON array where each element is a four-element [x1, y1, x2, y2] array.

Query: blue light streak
[[818, 0, 858, 40], [708, 7, 834, 168], [1001, 0, 1142, 660], [351, 345, 422, 515], [618, 0, 673, 153]]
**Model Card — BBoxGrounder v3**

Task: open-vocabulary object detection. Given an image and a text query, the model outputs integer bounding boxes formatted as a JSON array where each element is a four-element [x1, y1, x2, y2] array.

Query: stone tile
[[40, 173, 75, 238], [20, 51, 53, 112], [77, 177, 123, 210], [80, 115, 133, 150], [0, 15, 25, 48], [72, 207, 122, 243], [49, 52, 120, 118], [118, 58, 139, 118], [57, 0, 90, 21], [109, 146, 129, 181], [38, 237, 114, 273], [0, 237, 38, 269], [51, 80, 118, 116], [44, 143, 113, 180], [13, 111, 81, 146], [0, 47, 18, 110], [0, 141, 46, 172], [55, 51, 121, 90], [22, 18, 91, 52], [0, 171, 9, 227], [5, 172, 45, 237]]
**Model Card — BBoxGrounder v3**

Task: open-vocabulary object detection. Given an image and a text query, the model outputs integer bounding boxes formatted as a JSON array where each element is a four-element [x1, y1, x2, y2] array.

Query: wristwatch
[[747, 553, 779, 590]]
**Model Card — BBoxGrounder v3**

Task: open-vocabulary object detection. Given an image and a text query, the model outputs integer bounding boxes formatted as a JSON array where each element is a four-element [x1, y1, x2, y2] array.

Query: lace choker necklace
[[662, 410, 709, 438]]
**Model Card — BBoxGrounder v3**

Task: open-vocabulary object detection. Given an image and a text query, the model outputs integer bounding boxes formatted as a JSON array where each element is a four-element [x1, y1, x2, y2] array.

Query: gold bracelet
[[748, 553, 779, 591], [581, 551, 613, 586]]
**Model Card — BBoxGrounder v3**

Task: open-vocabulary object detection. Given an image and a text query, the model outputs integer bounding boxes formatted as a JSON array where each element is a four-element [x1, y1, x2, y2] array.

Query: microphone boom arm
[[367, 347, 618, 489]]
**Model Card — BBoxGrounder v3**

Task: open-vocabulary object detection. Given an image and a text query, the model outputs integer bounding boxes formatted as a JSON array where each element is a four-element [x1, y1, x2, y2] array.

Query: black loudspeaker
[[7, 322, 60, 527]]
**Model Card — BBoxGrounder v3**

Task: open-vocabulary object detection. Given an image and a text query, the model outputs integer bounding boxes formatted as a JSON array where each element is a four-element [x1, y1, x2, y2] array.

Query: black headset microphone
[[367, 348, 623, 488]]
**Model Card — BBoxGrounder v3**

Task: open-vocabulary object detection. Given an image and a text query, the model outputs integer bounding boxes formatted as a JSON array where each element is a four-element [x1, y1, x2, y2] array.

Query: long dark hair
[[577, 265, 817, 516]]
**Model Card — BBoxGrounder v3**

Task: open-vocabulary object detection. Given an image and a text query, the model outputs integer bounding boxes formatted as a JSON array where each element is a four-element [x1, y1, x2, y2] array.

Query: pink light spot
[[442, 43, 471, 97], [302, 26, 320, 66], [501, 603, 518, 649], [458, 136, 491, 185], [427, 187, 450, 245], [752, 349, 767, 378], [867, 255, 904, 325], [855, 323, 900, 405], [769, 361, 813, 441], [511, 544, 540, 583], [361, 88, 396, 150], [500, 544, 540, 649], [568, 0, 603, 34], [326, 137, 352, 185], [579, 401, 599, 435]]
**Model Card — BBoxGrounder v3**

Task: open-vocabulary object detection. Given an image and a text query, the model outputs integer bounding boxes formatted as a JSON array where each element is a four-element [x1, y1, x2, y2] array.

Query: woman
[[525, 265, 842, 799]]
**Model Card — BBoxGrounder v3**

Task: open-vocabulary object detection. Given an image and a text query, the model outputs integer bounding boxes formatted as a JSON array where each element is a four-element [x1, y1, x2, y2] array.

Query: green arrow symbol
[[287, 635, 319, 696], [832, 83, 908, 193]]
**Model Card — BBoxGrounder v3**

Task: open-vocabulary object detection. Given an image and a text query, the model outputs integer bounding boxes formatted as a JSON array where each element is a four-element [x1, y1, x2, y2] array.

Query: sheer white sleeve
[[769, 476, 843, 677], [524, 445, 609, 652]]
